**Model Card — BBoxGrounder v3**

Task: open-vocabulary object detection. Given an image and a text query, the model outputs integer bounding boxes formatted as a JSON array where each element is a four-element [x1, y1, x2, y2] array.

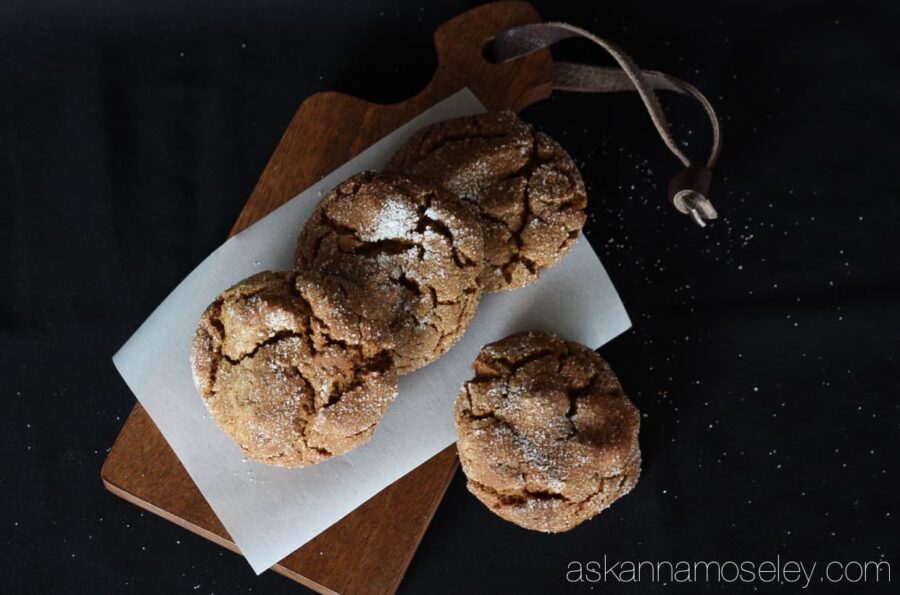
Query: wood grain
[[102, 3, 553, 593]]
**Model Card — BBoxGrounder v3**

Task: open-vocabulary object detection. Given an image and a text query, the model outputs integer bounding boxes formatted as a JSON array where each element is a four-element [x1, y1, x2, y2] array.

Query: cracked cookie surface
[[295, 171, 485, 374], [190, 270, 398, 467], [455, 331, 640, 532], [387, 111, 587, 292]]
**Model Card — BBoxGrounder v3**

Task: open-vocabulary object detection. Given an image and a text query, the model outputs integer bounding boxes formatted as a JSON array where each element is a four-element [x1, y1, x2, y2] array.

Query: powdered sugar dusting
[[364, 196, 418, 241]]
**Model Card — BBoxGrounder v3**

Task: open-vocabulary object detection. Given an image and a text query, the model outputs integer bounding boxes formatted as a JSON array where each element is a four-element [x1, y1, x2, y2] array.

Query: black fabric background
[[2, 1, 898, 593]]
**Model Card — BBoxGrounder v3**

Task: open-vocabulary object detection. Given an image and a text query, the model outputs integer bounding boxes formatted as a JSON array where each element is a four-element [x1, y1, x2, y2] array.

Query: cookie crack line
[[245, 275, 380, 404], [287, 276, 359, 354], [562, 376, 601, 439], [222, 329, 309, 366], [469, 463, 635, 514], [321, 353, 393, 409], [572, 462, 637, 517], [491, 134, 584, 286], [411, 125, 522, 164], [201, 296, 313, 391], [287, 279, 395, 410], [461, 387, 572, 456], [481, 134, 542, 195], [395, 271, 424, 297], [312, 211, 413, 259], [354, 238, 418, 257], [484, 134, 544, 285], [503, 253, 539, 277], [460, 393, 557, 465], [468, 478, 569, 505], [464, 369, 606, 442], [312, 210, 415, 262], [415, 208, 478, 269], [513, 135, 541, 239], [262, 441, 333, 464], [477, 348, 557, 379], [417, 186, 481, 269], [315, 199, 476, 270], [200, 301, 226, 393], [319, 211, 363, 243]]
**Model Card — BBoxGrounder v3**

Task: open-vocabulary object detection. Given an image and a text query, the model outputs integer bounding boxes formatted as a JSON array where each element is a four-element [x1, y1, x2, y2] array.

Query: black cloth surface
[[2, 1, 898, 593]]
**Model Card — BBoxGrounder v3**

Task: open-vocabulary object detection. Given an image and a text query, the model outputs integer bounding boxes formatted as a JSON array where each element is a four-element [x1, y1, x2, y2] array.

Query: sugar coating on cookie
[[295, 171, 485, 374], [455, 331, 640, 532], [387, 111, 587, 292], [191, 270, 398, 467]]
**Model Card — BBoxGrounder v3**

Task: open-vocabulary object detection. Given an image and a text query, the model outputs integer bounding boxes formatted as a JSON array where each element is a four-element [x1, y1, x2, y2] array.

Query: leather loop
[[493, 22, 723, 226]]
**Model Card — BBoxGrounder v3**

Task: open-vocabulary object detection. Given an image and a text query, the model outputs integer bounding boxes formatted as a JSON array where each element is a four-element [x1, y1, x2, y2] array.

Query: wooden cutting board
[[101, 2, 552, 593]]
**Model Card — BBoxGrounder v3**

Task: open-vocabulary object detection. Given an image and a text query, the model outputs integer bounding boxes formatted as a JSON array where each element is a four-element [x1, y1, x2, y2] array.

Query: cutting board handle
[[232, 1, 553, 234]]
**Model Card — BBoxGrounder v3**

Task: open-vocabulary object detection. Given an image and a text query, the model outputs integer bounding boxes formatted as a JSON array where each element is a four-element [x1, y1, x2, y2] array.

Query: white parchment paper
[[113, 89, 631, 573]]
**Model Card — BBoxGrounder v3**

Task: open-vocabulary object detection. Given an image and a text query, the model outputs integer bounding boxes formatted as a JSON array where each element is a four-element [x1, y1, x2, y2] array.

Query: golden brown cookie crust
[[387, 111, 587, 292], [191, 270, 398, 467], [295, 171, 485, 374], [455, 331, 640, 532]]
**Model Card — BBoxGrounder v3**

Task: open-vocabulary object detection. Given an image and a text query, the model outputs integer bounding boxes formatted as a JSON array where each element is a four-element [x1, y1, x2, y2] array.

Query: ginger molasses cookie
[[191, 270, 398, 467], [455, 331, 640, 532], [387, 111, 587, 292], [295, 171, 484, 374]]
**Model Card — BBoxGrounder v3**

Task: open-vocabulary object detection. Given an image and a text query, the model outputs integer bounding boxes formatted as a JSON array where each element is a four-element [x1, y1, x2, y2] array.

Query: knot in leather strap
[[668, 166, 717, 226]]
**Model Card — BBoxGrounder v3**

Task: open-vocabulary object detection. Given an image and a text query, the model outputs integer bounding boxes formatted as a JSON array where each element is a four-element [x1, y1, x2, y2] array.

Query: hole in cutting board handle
[[481, 36, 502, 64]]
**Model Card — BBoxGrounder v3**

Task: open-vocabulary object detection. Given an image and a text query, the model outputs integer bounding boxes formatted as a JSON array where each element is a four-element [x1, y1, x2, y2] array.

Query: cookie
[[295, 171, 485, 374], [455, 331, 640, 532], [387, 110, 587, 292], [190, 270, 398, 467]]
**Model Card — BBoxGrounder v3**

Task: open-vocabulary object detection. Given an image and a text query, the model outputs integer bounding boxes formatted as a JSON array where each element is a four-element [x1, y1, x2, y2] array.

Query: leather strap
[[492, 22, 722, 226]]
